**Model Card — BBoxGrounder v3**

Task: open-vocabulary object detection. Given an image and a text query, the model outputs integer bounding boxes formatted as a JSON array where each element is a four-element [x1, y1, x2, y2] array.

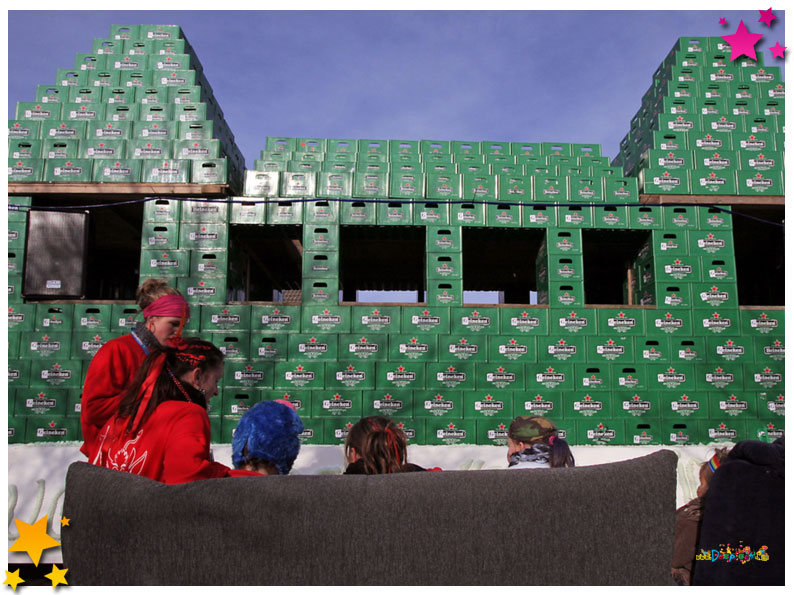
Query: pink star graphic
[[721, 20, 763, 61], [769, 41, 786, 59], [758, 8, 777, 27], [719, 17, 728, 26]]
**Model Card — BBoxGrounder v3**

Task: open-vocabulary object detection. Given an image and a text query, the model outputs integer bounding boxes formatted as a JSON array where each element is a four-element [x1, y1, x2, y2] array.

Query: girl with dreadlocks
[[343, 416, 426, 474], [89, 338, 259, 484], [671, 447, 730, 585], [80, 279, 189, 458]]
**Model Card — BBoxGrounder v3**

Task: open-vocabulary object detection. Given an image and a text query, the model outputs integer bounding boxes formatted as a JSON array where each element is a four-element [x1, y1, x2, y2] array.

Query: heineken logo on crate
[[437, 366, 466, 388], [434, 236, 454, 249], [396, 422, 416, 440], [88, 146, 118, 157], [740, 136, 767, 150], [26, 394, 58, 413], [669, 431, 691, 444], [655, 313, 683, 333], [537, 367, 565, 388], [30, 336, 62, 355], [41, 363, 72, 384], [97, 127, 122, 137], [710, 118, 737, 132], [9, 369, 20, 380], [497, 339, 527, 360], [103, 164, 132, 176], [362, 309, 391, 330], [399, 338, 429, 359], [189, 227, 220, 241], [230, 401, 252, 415], [582, 374, 605, 388], [425, 394, 455, 415], [600, 213, 621, 225], [704, 153, 732, 168], [529, 211, 550, 224], [653, 172, 681, 188], [437, 423, 467, 443], [746, 173, 773, 191], [311, 288, 330, 301], [701, 312, 730, 333], [699, 286, 730, 306], [575, 185, 596, 200], [311, 311, 342, 330], [373, 394, 404, 413], [37, 423, 68, 438], [564, 212, 585, 224], [587, 423, 616, 441], [633, 430, 654, 445], [618, 373, 640, 388], [607, 311, 636, 331], [525, 395, 554, 412], [54, 164, 84, 175], [461, 311, 491, 330], [664, 292, 685, 307], [386, 366, 416, 387], [623, 395, 651, 415], [548, 339, 576, 360], [69, 107, 99, 119], [671, 394, 700, 414], [457, 210, 477, 223], [763, 340, 785, 359], [597, 339, 625, 360], [450, 338, 479, 359], [278, 393, 303, 410], [750, 313, 779, 333], [151, 252, 180, 268], [221, 343, 243, 358], [261, 309, 291, 329], [8, 308, 25, 324], [668, 117, 694, 131], [211, 310, 241, 326], [658, 367, 686, 388], [716, 339, 744, 359], [435, 289, 455, 304], [234, 365, 267, 384], [52, 124, 77, 137], [748, 154, 776, 169], [766, 396, 785, 415], [709, 423, 737, 439], [709, 69, 734, 82], [335, 365, 367, 387], [9, 163, 34, 175], [349, 337, 378, 358], [487, 423, 510, 441], [187, 281, 216, 296], [658, 154, 686, 168], [510, 311, 540, 331], [761, 423, 784, 440], [323, 393, 354, 414], [664, 260, 692, 279], [283, 365, 314, 386], [299, 337, 328, 357], [573, 395, 603, 415], [485, 367, 516, 388], [697, 234, 726, 253], [707, 367, 735, 388], [141, 125, 169, 138], [556, 264, 577, 278], [718, 394, 747, 414], [298, 428, 317, 441], [557, 291, 576, 306], [754, 367, 782, 388], [474, 394, 505, 416], [411, 311, 441, 331], [560, 311, 587, 331], [750, 69, 774, 82], [136, 145, 165, 156]]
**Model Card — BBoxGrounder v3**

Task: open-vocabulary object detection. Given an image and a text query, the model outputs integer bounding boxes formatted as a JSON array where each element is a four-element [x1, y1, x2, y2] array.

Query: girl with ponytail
[[343, 416, 426, 474], [506, 415, 575, 469]]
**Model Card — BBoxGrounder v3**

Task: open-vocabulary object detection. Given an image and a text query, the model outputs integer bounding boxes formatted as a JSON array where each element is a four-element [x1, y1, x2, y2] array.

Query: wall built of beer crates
[[8, 34, 785, 447]]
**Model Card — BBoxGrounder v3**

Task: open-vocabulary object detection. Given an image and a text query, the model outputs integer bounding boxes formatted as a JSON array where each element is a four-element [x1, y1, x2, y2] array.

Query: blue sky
[[7, 9, 787, 169]]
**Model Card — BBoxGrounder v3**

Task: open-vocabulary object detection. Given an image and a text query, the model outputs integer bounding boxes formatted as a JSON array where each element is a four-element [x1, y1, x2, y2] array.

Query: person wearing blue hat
[[232, 400, 304, 475]]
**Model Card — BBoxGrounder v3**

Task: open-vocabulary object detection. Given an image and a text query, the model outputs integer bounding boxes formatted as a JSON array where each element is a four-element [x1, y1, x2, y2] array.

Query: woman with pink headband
[[79, 278, 190, 457]]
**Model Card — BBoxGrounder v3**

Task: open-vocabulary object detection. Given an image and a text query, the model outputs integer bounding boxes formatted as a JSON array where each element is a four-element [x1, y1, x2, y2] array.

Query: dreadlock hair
[[345, 416, 409, 474], [115, 338, 223, 435]]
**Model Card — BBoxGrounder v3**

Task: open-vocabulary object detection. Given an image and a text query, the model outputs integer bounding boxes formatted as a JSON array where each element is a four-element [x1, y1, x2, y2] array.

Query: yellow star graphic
[[2, 569, 25, 591], [59, 518, 70, 528], [44, 565, 68, 588], [8, 516, 60, 566]]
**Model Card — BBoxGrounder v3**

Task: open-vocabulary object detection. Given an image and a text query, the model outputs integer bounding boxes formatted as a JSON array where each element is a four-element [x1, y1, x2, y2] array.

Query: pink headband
[[143, 294, 190, 320]]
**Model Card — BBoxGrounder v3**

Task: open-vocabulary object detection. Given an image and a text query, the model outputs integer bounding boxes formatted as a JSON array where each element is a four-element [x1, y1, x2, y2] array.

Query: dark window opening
[[27, 196, 143, 301], [462, 228, 545, 304], [731, 205, 784, 306], [228, 225, 302, 302], [340, 225, 424, 303], [582, 229, 651, 305]]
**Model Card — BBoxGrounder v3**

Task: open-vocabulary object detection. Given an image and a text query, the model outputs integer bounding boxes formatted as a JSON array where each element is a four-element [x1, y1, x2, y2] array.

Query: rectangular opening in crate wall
[[340, 225, 425, 303], [582, 229, 651, 306], [461, 228, 545, 305], [227, 225, 302, 302], [730, 205, 783, 306]]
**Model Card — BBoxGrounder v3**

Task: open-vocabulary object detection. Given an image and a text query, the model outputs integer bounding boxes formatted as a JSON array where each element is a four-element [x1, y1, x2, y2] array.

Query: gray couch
[[62, 450, 677, 585]]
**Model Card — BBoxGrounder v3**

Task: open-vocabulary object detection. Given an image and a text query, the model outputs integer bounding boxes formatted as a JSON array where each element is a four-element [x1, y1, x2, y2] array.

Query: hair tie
[[175, 351, 206, 367], [707, 452, 722, 473], [548, 435, 556, 445]]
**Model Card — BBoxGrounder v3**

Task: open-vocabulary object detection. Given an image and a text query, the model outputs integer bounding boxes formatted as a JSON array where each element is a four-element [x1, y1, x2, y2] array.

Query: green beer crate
[[451, 141, 482, 155], [267, 200, 303, 225], [426, 173, 461, 200], [656, 255, 699, 283], [754, 335, 785, 364], [110, 304, 140, 332], [424, 418, 476, 446], [340, 200, 376, 225], [351, 306, 401, 333], [447, 307, 498, 334], [664, 205, 698, 229], [8, 359, 31, 389], [702, 361, 744, 392], [316, 172, 352, 199], [400, 306, 450, 334], [757, 393, 785, 418], [744, 363, 784, 392], [692, 169, 738, 194], [575, 364, 612, 392], [35, 85, 68, 103], [414, 201, 450, 225], [752, 419, 785, 444], [142, 222, 179, 249], [352, 172, 388, 199], [82, 138, 126, 159], [625, 420, 663, 445], [575, 420, 624, 446], [647, 310, 694, 337], [587, 336, 634, 364], [439, 334, 489, 363], [498, 175, 532, 202], [302, 279, 340, 307], [303, 225, 339, 252], [358, 139, 388, 155], [596, 308, 645, 337], [593, 206, 628, 228], [8, 158, 44, 182], [181, 199, 229, 223], [222, 360, 275, 389], [613, 365, 650, 392], [173, 139, 221, 160], [339, 333, 388, 362], [738, 150, 782, 172], [14, 387, 65, 416], [499, 307, 547, 335], [511, 142, 541, 157], [9, 120, 41, 139], [16, 102, 62, 121], [426, 363, 475, 391], [42, 138, 81, 160], [288, 333, 338, 362], [72, 330, 117, 360], [614, 391, 660, 419], [63, 101, 106, 121], [8, 220, 27, 251], [43, 158, 92, 182], [533, 174, 569, 202], [252, 305, 301, 333], [660, 390, 709, 419], [640, 168, 691, 194], [548, 309, 596, 336], [377, 201, 414, 225], [451, 202, 486, 226], [426, 227, 462, 252], [127, 139, 172, 159], [427, 253, 462, 280], [93, 158, 142, 183], [73, 304, 112, 332], [564, 391, 612, 419], [35, 304, 75, 331], [389, 172, 424, 200], [388, 333, 438, 363], [8, 249, 24, 278], [311, 390, 362, 419], [287, 160, 321, 173], [475, 419, 512, 446], [42, 120, 88, 138], [655, 283, 693, 309], [529, 361, 576, 391], [8, 304, 35, 331], [209, 333, 251, 361], [522, 205, 557, 226], [700, 419, 747, 444], [190, 159, 228, 185], [706, 335, 753, 363], [569, 176, 604, 203], [300, 304, 349, 333], [325, 362, 376, 391], [653, 130, 689, 150], [139, 249, 189, 278], [178, 121, 215, 141], [737, 170, 783, 195], [691, 282, 739, 309], [8, 332, 21, 359], [376, 361, 426, 391], [260, 390, 310, 418], [739, 309, 783, 336], [28, 359, 83, 389], [179, 223, 228, 251], [249, 333, 288, 361], [8, 195, 31, 222], [221, 390, 262, 417], [200, 304, 251, 333], [542, 253, 584, 282], [649, 363, 697, 391], [414, 389, 464, 418], [25, 416, 81, 443], [176, 277, 227, 305], [9, 139, 43, 160], [91, 120, 132, 140], [663, 420, 703, 446], [486, 203, 521, 227], [427, 280, 463, 306], [462, 174, 497, 201], [302, 251, 339, 279], [514, 390, 563, 418]]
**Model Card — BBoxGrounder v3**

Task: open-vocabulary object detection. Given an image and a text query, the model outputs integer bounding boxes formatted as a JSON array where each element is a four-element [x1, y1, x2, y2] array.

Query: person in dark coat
[[693, 437, 784, 585]]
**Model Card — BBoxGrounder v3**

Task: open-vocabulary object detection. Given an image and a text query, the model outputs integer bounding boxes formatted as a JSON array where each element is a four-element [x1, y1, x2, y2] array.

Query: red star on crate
[[509, 339, 517, 345], [359, 337, 367, 344], [448, 423, 455, 429], [410, 337, 418, 344], [459, 338, 467, 345], [435, 394, 443, 401], [547, 367, 554, 373], [472, 310, 480, 317], [485, 395, 494, 401], [397, 366, 405, 372], [584, 395, 592, 401], [347, 365, 355, 371], [333, 394, 341, 400], [558, 339, 566, 345]]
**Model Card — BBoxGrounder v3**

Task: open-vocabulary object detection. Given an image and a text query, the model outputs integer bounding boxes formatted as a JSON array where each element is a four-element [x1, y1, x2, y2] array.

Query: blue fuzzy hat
[[232, 400, 304, 475]]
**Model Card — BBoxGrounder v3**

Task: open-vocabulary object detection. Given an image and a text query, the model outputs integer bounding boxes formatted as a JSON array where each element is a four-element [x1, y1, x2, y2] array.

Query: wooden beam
[[640, 193, 784, 205], [8, 183, 231, 197]]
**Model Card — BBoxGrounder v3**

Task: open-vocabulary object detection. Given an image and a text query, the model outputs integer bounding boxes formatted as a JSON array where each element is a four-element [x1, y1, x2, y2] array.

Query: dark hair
[[345, 416, 409, 474], [115, 338, 223, 434], [548, 435, 576, 468]]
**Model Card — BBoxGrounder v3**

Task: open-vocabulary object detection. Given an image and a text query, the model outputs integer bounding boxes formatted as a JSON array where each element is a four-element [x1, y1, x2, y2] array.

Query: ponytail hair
[[508, 415, 575, 468], [345, 416, 408, 474], [547, 433, 576, 468]]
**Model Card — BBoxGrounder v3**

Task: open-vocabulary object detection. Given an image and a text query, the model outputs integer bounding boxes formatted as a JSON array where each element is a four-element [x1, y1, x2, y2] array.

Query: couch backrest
[[62, 450, 677, 585]]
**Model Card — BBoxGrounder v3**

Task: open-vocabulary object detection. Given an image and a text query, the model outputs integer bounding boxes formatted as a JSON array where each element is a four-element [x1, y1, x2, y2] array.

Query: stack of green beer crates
[[242, 137, 640, 208], [8, 24, 243, 191], [612, 36, 784, 196]]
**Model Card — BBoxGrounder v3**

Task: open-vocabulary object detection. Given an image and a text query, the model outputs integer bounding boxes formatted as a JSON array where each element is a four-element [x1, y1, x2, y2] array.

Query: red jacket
[[89, 401, 258, 484], [80, 333, 149, 456]]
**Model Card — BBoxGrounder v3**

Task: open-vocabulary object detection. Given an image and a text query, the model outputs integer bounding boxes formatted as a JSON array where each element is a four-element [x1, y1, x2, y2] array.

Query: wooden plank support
[[8, 183, 231, 197]]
